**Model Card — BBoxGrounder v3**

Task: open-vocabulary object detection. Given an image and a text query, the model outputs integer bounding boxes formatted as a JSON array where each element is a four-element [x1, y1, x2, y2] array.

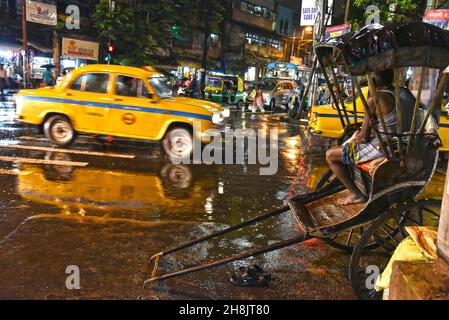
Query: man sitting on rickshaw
[[326, 69, 397, 205]]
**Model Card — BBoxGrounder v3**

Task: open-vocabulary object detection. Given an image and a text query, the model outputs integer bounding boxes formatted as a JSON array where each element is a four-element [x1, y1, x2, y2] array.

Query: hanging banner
[[423, 9, 449, 30], [62, 38, 99, 61], [26, 0, 57, 26], [301, 0, 333, 26], [325, 23, 351, 39]]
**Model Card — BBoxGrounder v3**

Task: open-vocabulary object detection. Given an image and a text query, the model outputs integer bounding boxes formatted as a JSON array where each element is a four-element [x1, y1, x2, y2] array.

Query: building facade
[[0, 0, 99, 85]]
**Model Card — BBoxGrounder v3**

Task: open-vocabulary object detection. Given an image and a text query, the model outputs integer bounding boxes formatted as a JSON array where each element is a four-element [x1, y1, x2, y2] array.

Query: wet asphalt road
[[0, 95, 445, 300]]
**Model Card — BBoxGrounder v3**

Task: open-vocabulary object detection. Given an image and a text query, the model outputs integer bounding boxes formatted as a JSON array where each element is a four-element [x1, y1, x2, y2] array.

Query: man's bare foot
[[337, 193, 366, 206]]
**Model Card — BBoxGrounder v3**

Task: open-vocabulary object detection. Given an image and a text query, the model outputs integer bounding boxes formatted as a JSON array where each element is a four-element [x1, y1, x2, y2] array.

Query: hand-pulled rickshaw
[[144, 22, 449, 299]]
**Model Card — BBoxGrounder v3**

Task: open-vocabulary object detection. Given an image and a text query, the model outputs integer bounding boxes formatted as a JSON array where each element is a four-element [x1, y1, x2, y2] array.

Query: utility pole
[[22, 0, 28, 88], [344, 0, 351, 23], [290, 28, 296, 59], [200, 0, 212, 98], [53, 30, 60, 79]]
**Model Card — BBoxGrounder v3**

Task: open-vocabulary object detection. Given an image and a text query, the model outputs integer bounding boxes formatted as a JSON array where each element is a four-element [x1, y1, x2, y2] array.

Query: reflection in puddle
[[16, 153, 217, 222]]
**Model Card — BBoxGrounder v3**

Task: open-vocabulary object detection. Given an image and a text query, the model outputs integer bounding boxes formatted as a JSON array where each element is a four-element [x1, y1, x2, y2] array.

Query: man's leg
[[326, 146, 365, 205]]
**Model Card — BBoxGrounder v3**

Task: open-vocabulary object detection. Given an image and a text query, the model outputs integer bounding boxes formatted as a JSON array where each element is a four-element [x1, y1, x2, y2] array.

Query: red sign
[[423, 9, 449, 30], [424, 9, 449, 21]]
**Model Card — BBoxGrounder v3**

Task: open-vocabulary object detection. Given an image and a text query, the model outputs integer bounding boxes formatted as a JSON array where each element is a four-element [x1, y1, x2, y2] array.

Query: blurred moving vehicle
[[15, 64, 229, 158], [245, 79, 297, 111], [205, 74, 245, 108], [308, 86, 367, 138]]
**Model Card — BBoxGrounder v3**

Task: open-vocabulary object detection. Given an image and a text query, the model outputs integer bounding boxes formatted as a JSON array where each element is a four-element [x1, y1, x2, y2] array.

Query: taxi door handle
[[101, 98, 123, 102]]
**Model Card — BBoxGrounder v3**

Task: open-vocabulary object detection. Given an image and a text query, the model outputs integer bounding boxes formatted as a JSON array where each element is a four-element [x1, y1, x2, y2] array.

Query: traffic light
[[107, 44, 115, 54], [105, 43, 115, 64], [172, 24, 180, 38]]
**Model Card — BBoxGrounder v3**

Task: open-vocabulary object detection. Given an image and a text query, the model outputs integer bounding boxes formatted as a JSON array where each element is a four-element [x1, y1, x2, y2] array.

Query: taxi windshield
[[149, 76, 172, 98]]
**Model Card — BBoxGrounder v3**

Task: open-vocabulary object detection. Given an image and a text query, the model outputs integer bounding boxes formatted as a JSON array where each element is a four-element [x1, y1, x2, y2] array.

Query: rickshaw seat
[[289, 189, 367, 232], [355, 157, 387, 175]]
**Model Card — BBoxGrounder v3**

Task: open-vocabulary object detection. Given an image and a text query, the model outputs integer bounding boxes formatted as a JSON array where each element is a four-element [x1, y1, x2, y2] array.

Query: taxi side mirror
[[148, 93, 154, 100]]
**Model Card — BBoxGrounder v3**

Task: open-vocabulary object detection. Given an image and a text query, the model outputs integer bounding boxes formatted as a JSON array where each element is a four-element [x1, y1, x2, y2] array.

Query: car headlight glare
[[222, 108, 230, 118], [212, 112, 224, 124]]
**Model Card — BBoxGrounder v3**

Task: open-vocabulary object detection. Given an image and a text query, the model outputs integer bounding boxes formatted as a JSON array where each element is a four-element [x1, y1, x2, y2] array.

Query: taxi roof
[[71, 64, 164, 78]]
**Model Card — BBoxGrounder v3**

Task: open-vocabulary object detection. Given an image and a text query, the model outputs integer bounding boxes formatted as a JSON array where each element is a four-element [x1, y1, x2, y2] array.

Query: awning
[[14, 38, 52, 54]]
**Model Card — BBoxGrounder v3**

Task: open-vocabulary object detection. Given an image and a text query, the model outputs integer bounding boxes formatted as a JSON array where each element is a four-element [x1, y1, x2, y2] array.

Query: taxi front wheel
[[162, 127, 193, 159], [43, 115, 76, 147]]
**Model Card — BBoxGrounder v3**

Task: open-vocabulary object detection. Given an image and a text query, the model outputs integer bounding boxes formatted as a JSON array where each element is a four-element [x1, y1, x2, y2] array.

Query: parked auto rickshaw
[[205, 74, 245, 108]]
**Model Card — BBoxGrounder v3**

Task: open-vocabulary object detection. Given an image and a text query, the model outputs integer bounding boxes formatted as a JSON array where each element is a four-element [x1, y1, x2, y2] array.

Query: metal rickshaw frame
[[143, 22, 449, 299]]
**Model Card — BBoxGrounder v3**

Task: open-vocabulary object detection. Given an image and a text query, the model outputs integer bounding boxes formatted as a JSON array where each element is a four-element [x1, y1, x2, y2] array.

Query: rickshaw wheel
[[349, 199, 441, 300], [326, 199, 441, 254]]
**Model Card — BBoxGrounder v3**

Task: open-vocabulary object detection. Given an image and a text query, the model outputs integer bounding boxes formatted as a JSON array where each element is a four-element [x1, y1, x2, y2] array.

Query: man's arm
[[356, 97, 377, 143]]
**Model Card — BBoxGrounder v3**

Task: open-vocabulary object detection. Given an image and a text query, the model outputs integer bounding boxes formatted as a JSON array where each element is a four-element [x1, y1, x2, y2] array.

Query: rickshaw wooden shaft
[[161, 206, 289, 256], [144, 234, 310, 286]]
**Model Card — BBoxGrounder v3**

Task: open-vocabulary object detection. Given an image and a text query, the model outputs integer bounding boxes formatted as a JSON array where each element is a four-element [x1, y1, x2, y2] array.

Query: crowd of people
[[173, 73, 199, 98]]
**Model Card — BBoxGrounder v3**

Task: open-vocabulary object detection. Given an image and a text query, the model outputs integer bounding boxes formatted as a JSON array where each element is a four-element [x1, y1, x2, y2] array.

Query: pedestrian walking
[[6, 63, 15, 89], [252, 84, 265, 113], [0, 64, 7, 97], [189, 74, 199, 98], [42, 67, 53, 87]]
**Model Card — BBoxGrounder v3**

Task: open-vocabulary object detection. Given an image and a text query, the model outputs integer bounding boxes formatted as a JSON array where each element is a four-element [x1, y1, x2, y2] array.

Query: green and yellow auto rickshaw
[[205, 74, 245, 108]]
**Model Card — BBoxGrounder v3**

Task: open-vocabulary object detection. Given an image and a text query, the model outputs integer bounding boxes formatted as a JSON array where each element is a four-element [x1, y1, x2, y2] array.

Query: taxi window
[[283, 83, 293, 90], [71, 73, 109, 93], [116, 75, 149, 97]]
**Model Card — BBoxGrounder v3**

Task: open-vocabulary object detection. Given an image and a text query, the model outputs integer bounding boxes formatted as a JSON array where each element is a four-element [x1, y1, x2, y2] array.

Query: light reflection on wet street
[[0, 96, 445, 299]]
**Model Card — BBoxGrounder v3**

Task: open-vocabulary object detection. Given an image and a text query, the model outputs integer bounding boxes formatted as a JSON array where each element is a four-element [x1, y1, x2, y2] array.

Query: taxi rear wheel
[[162, 127, 193, 159], [43, 115, 76, 147]]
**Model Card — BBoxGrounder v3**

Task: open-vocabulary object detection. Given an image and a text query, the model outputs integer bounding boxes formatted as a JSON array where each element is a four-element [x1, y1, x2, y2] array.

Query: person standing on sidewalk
[[6, 63, 15, 89], [0, 64, 7, 97], [252, 84, 265, 113]]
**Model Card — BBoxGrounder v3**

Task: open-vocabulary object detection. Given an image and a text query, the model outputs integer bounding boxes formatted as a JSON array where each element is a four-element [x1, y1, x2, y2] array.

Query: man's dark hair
[[373, 69, 394, 87]]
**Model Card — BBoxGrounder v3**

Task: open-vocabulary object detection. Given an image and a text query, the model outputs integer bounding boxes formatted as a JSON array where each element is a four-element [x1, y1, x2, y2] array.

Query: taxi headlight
[[14, 95, 22, 114], [212, 112, 224, 124], [222, 108, 230, 118]]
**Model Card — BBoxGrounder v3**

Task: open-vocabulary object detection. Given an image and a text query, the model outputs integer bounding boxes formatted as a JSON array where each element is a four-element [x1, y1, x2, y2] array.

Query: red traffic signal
[[106, 44, 115, 54]]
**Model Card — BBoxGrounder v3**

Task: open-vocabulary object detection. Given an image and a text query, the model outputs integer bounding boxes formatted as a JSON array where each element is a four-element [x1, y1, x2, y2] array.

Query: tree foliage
[[350, 0, 426, 29], [92, 0, 195, 65]]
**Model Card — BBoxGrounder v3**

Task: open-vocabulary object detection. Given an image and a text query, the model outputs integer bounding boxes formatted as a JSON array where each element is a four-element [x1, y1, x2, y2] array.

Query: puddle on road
[[0, 110, 445, 299]]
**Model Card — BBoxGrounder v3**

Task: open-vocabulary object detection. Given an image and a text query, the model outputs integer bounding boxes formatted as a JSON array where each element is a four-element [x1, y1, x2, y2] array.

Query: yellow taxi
[[308, 87, 449, 152], [15, 64, 229, 158], [308, 87, 367, 139]]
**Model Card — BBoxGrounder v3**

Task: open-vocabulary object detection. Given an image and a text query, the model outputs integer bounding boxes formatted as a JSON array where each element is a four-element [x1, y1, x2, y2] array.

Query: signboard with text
[[423, 9, 449, 30], [301, 0, 333, 26], [26, 0, 57, 26], [325, 23, 351, 39], [62, 38, 99, 61]]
